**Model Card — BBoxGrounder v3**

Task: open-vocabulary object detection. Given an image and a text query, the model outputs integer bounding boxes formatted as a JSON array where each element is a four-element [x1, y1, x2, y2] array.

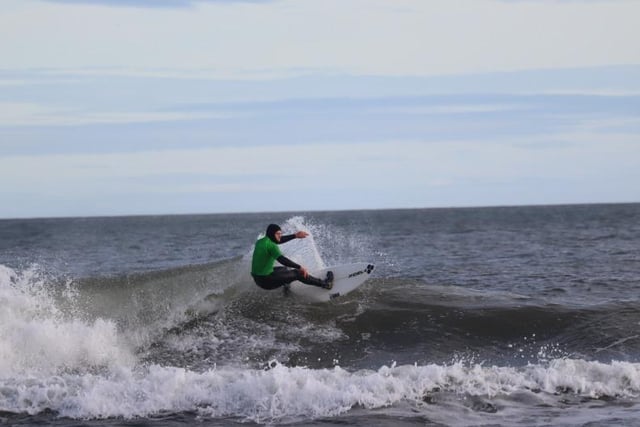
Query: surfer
[[251, 224, 333, 291]]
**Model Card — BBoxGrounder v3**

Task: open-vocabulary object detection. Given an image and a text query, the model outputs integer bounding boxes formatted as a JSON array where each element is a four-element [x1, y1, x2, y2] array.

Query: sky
[[1, 0, 639, 218]]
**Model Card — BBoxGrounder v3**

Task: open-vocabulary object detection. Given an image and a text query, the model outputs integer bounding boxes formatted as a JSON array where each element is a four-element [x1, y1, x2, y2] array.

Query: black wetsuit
[[251, 233, 328, 290]]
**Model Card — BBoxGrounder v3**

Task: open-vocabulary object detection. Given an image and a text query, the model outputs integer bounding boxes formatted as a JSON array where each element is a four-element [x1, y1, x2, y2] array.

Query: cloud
[[38, 0, 266, 8], [4, 1, 640, 75], [0, 102, 240, 127]]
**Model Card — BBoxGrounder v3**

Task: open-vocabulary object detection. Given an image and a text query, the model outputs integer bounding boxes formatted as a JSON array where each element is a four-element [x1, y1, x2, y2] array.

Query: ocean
[[1, 203, 639, 426]]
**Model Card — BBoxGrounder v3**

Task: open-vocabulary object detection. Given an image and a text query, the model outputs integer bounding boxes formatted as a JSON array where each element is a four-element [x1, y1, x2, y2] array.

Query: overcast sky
[[1, 0, 639, 218]]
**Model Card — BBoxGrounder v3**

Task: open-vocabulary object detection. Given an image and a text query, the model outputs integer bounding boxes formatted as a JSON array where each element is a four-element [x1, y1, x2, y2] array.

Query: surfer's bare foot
[[322, 271, 334, 290]]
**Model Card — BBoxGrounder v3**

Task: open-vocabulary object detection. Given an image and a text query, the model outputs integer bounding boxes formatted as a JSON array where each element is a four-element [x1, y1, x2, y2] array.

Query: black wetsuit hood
[[266, 224, 281, 243]]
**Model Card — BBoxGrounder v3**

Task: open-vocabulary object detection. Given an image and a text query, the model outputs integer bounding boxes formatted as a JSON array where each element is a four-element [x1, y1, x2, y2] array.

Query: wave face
[[1, 205, 640, 425]]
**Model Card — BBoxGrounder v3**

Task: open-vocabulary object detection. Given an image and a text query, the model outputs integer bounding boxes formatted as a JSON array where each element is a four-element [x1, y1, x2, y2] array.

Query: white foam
[[0, 265, 135, 377], [1, 359, 639, 422]]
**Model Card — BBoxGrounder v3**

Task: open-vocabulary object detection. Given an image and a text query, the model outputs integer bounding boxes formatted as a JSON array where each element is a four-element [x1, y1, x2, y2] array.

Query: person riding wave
[[251, 224, 333, 291]]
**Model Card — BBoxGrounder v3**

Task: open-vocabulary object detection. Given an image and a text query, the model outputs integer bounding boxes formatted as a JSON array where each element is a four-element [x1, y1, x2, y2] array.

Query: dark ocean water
[[1, 204, 639, 426]]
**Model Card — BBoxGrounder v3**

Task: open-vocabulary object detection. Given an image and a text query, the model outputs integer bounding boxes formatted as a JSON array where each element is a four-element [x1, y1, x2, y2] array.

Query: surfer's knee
[[294, 268, 306, 281]]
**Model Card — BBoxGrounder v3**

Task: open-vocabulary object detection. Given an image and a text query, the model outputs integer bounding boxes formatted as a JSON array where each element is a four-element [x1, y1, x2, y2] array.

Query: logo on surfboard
[[348, 264, 375, 278]]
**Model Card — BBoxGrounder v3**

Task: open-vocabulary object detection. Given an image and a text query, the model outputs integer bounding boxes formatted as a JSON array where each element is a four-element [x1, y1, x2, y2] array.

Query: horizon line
[[2, 200, 638, 222]]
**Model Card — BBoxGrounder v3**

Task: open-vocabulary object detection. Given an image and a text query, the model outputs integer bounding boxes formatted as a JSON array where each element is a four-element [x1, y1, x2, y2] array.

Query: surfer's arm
[[278, 231, 309, 244], [276, 255, 301, 270], [279, 234, 297, 244]]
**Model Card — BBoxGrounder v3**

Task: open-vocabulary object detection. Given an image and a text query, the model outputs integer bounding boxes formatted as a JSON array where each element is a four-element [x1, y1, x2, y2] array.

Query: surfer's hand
[[300, 267, 309, 278], [295, 231, 309, 239]]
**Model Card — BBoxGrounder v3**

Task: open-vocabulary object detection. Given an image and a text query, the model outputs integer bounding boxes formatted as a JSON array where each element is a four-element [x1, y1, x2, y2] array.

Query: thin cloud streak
[[0, 102, 241, 127], [38, 0, 267, 8]]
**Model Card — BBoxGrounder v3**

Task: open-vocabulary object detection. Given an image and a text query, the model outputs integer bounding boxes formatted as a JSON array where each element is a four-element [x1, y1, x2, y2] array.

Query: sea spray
[[279, 216, 326, 270], [0, 265, 135, 377], [245, 216, 378, 274]]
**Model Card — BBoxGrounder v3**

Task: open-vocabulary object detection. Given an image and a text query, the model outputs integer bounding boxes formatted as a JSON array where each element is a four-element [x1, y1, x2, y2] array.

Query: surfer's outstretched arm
[[278, 231, 309, 244]]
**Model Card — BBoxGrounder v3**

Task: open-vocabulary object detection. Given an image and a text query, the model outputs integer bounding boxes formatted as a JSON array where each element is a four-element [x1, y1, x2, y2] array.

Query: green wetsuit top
[[251, 235, 299, 276]]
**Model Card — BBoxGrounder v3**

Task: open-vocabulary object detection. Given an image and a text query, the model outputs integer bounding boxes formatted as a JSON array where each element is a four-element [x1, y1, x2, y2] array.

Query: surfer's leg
[[252, 275, 282, 290], [257, 268, 334, 290], [252, 267, 297, 290], [271, 267, 320, 286], [298, 270, 334, 290], [269, 267, 300, 286]]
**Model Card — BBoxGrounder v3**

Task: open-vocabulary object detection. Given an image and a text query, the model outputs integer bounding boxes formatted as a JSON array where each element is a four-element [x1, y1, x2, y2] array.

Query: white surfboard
[[288, 262, 375, 302]]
